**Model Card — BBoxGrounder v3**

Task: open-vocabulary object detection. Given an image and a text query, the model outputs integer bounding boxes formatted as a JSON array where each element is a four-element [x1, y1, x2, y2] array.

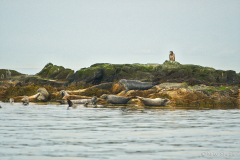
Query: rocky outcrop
[[65, 61, 240, 86], [1, 62, 239, 109], [57, 82, 239, 108], [37, 63, 74, 80], [0, 69, 24, 78]]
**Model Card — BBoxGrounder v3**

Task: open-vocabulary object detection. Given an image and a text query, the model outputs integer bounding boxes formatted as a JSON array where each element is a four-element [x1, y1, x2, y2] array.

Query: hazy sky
[[1, 0, 240, 74]]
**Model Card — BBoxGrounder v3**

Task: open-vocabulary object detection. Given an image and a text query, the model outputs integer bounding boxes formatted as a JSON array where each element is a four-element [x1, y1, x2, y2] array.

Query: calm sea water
[[0, 102, 239, 160]]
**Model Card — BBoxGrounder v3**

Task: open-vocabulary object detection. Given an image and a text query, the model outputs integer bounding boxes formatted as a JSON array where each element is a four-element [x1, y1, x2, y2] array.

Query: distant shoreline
[[9, 68, 81, 75], [10, 68, 42, 75]]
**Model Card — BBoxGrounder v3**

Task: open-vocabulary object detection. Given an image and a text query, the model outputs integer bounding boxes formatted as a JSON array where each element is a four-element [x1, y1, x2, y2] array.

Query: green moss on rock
[[37, 63, 74, 80], [66, 62, 240, 86], [0, 69, 24, 77]]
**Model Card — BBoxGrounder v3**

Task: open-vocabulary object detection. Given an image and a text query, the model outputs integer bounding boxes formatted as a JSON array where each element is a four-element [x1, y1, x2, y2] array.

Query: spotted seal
[[36, 88, 49, 101], [100, 94, 131, 104], [118, 79, 158, 93], [60, 90, 70, 98], [22, 96, 29, 105], [57, 96, 98, 105], [137, 97, 170, 106], [9, 98, 14, 104]]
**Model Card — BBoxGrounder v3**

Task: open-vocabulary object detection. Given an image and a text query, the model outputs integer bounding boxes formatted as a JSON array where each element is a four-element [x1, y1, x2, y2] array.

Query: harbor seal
[[67, 98, 77, 110], [83, 102, 98, 108], [6, 70, 11, 78], [57, 96, 98, 105], [22, 96, 29, 105], [118, 79, 158, 93], [60, 90, 70, 98], [169, 51, 175, 62], [36, 88, 49, 101], [100, 94, 131, 104], [137, 97, 170, 106], [9, 98, 14, 104]]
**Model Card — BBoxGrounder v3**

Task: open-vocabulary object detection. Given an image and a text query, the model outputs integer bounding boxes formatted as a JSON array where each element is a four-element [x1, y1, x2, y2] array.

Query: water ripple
[[0, 102, 239, 159]]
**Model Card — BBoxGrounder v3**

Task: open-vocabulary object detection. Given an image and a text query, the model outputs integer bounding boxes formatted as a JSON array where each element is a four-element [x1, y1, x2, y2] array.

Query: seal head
[[22, 96, 29, 105]]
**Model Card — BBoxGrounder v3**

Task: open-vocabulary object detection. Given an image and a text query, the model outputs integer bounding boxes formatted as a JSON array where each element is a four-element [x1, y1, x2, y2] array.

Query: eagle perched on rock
[[169, 51, 175, 61]]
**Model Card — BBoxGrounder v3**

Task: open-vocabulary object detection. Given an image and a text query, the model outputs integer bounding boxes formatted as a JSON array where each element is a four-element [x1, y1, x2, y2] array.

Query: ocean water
[[0, 102, 239, 160]]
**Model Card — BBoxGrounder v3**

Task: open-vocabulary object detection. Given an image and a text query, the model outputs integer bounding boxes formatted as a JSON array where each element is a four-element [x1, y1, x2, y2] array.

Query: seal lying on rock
[[100, 94, 131, 104], [27, 88, 49, 102], [60, 90, 93, 100], [57, 96, 98, 105], [118, 79, 158, 93], [37, 88, 49, 101], [137, 97, 170, 106], [60, 90, 70, 98]]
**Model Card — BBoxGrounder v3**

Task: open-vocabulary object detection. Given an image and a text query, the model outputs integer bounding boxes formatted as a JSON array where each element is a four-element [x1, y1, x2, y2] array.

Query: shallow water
[[0, 102, 239, 160]]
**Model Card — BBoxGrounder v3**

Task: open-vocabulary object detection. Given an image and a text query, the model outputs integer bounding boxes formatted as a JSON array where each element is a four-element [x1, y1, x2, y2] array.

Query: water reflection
[[0, 102, 239, 159]]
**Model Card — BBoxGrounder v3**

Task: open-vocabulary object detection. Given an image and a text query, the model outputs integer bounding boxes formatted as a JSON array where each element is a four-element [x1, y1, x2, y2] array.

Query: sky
[[0, 0, 240, 74]]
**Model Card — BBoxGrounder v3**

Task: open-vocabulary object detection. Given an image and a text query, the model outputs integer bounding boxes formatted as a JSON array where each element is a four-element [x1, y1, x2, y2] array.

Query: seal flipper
[[67, 98, 74, 110], [124, 89, 129, 94], [83, 102, 89, 107]]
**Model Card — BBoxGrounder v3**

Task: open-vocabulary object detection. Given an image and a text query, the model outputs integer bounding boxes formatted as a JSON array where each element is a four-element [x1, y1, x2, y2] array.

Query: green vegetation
[[3, 84, 62, 101], [81, 88, 110, 97], [71, 61, 239, 85], [0, 69, 24, 77], [37, 63, 74, 80]]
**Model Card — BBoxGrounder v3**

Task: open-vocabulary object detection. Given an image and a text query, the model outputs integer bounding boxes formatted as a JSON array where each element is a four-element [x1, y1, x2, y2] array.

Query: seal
[[67, 98, 77, 110], [100, 94, 131, 104], [60, 90, 70, 98], [22, 96, 29, 105], [57, 96, 98, 105], [9, 98, 14, 104], [72, 96, 98, 105], [83, 102, 98, 108], [118, 79, 158, 93], [37, 88, 49, 101], [137, 97, 170, 106], [6, 70, 11, 78]]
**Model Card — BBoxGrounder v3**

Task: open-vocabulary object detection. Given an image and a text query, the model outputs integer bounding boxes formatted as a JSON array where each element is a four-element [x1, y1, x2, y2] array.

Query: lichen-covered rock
[[65, 62, 240, 86]]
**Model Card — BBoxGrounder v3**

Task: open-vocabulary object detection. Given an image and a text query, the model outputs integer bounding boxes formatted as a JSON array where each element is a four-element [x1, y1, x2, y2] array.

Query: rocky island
[[1, 61, 240, 109]]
